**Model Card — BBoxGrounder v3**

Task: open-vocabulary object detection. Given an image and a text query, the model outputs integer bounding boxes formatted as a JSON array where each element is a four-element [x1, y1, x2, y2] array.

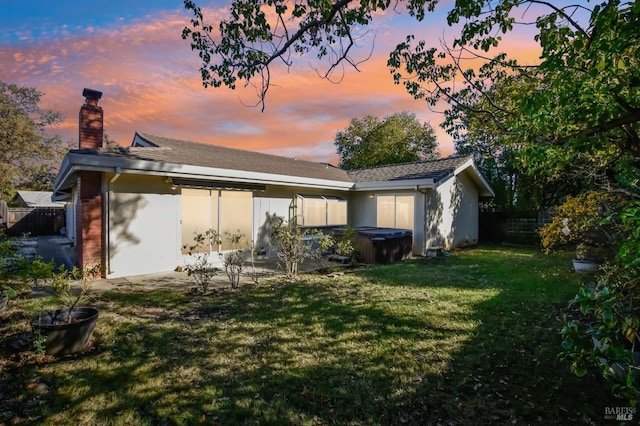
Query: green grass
[[0, 245, 617, 425]]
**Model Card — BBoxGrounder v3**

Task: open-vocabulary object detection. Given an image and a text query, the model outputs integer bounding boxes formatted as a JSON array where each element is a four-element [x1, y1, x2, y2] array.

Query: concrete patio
[[33, 235, 334, 293]]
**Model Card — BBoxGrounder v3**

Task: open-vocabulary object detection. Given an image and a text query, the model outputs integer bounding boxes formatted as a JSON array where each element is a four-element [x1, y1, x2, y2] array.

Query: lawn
[[0, 245, 617, 425]]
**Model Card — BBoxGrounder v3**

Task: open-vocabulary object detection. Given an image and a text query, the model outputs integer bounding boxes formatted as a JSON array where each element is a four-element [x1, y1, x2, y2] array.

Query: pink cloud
[[1, 4, 543, 165]]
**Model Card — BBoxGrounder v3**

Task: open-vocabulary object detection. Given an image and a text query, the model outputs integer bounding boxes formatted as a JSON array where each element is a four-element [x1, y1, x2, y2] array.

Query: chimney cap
[[82, 88, 103, 100]]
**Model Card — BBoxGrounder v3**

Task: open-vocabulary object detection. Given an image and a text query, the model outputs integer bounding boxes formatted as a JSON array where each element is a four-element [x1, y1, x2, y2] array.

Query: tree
[[182, 0, 639, 179], [334, 112, 437, 170], [453, 78, 603, 212], [0, 81, 66, 200]]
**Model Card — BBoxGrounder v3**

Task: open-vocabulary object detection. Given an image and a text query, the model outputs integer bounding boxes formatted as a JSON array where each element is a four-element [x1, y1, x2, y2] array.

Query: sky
[[0, 0, 543, 165]]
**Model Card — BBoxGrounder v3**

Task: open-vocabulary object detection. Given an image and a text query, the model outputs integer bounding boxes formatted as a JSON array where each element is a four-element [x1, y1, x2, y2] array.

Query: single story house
[[53, 89, 494, 278], [12, 190, 65, 208]]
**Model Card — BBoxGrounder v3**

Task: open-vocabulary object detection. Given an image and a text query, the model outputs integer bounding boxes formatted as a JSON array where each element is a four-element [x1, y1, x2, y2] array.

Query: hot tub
[[333, 227, 413, 264]]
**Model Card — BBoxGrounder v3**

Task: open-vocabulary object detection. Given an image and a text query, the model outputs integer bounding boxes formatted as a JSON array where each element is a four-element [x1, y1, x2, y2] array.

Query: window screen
[[296, 195, 347, 226]]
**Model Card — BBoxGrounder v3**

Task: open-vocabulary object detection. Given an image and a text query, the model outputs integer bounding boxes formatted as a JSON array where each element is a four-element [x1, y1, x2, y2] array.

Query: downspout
[[106, 167, 121, 275], [417, 187, 429, 257]]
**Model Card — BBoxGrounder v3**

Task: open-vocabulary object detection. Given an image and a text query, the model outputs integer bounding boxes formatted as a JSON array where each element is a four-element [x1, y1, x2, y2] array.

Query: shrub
[[307, 230, 336, 273], [560, 199, 640, 405], [272, 217, 308, 280], [183, 229, 220, 292], [539, 191, 621, 260], [220, 231, 246, 288]]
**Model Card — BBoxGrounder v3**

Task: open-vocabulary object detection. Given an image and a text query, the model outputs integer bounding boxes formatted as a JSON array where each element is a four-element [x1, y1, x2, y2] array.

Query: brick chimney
[[79, 88, 103, 149], [76, 88, 106, 276]]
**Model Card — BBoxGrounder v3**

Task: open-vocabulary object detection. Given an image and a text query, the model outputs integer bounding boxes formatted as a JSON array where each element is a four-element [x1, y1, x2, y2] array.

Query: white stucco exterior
[[106, 174, 181, 278], [55, 138, 492, 278], [428, 171, 480, 249]]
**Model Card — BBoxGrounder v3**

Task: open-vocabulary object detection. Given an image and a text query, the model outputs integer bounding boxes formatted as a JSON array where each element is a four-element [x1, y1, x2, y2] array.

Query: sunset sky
[[1, 0, 544, 164]]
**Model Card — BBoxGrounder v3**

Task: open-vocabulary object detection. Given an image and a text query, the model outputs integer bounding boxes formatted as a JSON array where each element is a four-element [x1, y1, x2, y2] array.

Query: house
[[12, 190, 64, 208], [5, 191, 65, 236], [53, 89, 494, 278]]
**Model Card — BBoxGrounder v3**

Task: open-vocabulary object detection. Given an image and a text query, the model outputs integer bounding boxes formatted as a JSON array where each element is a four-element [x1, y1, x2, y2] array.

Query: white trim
[[453, 158, 495, 197]]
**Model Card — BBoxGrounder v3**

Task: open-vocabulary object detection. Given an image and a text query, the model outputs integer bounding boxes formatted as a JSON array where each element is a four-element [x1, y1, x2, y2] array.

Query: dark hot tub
[[333, 226, 413, 264]]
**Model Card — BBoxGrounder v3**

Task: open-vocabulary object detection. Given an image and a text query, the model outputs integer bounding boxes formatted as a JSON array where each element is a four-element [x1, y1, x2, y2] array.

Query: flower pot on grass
[[572, 243, 604, 273], [572, 259, 602, 273], [31, 307, 99, 356], [30, 264, 103, 356]]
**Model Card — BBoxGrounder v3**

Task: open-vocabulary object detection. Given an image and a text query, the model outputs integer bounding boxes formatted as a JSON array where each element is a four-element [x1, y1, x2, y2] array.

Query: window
[[376, 195, 414, 231], [219, 191, 252, 249], [181, 188, 253, 253], [296, 195, 347, 227]]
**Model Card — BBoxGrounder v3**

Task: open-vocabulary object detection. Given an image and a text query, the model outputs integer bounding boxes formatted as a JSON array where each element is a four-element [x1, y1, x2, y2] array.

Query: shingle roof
[[63, 133, 484, 191], [14, 191, 63, 207], [347, 155, 473, 183], [70, 132, 353, 183], [138, 133, 356, 182]]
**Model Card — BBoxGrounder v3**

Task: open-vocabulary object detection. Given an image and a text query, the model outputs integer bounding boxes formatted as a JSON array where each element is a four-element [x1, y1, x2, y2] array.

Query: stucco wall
[[428, 172, 479, 249], [450, 171, 479, 247], [107, 174, 181, 278]]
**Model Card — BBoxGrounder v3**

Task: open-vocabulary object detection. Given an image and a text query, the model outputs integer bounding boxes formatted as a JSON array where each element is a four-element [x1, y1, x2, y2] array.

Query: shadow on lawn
[[1, 246, 619, 425]]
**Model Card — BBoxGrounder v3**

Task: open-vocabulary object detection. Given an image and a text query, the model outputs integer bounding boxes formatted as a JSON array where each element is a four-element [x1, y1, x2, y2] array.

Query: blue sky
[[0, 0, 544, 162]]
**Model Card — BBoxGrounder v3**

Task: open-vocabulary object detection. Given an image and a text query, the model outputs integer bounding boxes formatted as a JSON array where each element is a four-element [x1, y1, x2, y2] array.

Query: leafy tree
[[0, 81, 66, 200], [335, 112, 438, 170], [182, 0, 638, 186], [453, 78, 601, 212]]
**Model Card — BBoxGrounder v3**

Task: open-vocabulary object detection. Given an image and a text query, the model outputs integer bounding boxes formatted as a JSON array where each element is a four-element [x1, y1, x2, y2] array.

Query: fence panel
[[6, 207, 65, 236], [480, 212, 551, 245]]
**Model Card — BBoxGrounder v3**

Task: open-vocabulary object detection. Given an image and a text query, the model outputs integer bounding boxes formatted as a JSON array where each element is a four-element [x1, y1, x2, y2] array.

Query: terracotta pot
[[31, 307, 99, 356]]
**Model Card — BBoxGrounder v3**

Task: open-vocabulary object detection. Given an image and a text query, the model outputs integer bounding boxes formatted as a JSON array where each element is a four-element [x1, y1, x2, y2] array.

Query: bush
[[560, 199, 640, 405], [272, 217, 308, 280], [220, 231, 246, 288], [183, 229, 220, 292], [539, 191, 621, 260]]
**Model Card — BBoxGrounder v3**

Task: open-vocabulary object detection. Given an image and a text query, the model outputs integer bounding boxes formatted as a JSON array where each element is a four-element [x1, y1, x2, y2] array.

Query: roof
[[13, 191, 64, 208], [133, 132, 352, 183], [347, 156, 473, 183], [53, 132, 494, 197]]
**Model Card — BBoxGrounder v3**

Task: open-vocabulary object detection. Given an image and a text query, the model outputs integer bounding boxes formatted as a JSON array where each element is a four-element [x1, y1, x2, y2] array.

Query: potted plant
[[539, 191, 621, 272], [31, 264, 102, 356]]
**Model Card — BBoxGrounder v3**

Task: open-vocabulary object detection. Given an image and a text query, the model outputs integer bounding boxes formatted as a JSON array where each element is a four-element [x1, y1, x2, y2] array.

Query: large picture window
[[376, 195, 414, 231], [181, 188, 253, 252], [296, 195, 347, 227]]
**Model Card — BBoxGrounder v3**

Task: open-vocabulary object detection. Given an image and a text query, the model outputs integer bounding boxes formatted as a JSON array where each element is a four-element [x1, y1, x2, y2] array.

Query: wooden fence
[[480, 212, 551, 245], [4, 207, 65, 236]]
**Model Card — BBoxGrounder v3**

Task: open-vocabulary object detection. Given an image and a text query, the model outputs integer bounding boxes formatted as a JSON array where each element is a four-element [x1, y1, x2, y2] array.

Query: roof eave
[[55, 153, 354, 191], [352, 179, 435, 191], [453, 157, 495, 197]]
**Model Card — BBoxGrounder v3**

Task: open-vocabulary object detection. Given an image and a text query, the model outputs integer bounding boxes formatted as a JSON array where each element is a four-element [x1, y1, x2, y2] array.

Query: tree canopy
[[334, 112, 438, 170], [182, 0, 639, 179], [0, 81, 67, 201]]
